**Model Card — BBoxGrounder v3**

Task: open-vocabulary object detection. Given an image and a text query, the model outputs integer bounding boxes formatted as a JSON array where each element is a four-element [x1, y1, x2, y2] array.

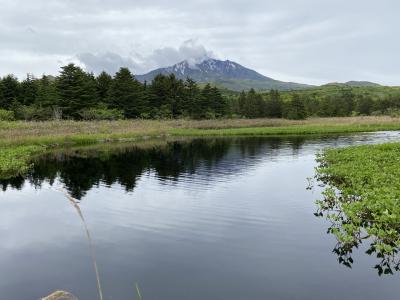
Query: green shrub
[[153, 105, 173, 119], [386, 108, 400, 118], [205, 110, 216, 119], [79, 107, 124, 120], [0, 109, 15, 121], [139, 112, 151, 119], [14, 105, 53, 121], [370, 110, 383, 116]]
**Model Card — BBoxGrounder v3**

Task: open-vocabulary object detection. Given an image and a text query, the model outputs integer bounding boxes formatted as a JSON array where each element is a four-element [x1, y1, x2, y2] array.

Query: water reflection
[[2, 133, 400, 300], [1, 137, 309, 199]]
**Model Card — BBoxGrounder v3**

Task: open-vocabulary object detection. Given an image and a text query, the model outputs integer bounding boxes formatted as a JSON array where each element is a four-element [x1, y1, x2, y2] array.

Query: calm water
[[1, 132, 400, 300]]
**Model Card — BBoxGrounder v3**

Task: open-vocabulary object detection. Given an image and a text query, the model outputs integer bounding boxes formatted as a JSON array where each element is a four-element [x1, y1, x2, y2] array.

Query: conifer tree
[[237, 91, 247, 116], [0, 75, 20, 109], [285, 94, 307, 120], [56, 64, 98, 118], [96, 71, 113, 104], [265, 90, 282, 118], [210, 86, 227, 117], [108, 67, 146, 118], [36, 75, 59, 108], [183, 78, 201, 117], [19, 74, 38, 106]]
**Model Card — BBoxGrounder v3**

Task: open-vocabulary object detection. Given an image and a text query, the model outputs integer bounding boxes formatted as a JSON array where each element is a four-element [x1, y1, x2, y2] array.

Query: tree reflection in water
[[0, 137, 307, 199]]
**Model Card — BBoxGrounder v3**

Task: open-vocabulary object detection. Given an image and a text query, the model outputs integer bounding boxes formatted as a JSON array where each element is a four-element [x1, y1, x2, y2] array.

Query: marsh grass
[[2, 116, 400, 179], [1, 116, 400, 146]]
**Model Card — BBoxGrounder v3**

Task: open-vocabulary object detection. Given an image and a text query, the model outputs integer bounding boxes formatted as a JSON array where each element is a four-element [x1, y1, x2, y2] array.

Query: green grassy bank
[[1, 116, 400, 179]]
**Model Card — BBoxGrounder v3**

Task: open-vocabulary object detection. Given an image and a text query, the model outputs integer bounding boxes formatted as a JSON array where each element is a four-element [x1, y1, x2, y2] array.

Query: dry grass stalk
[[58, 188, 104, 300], [41, 290, 78, 300]]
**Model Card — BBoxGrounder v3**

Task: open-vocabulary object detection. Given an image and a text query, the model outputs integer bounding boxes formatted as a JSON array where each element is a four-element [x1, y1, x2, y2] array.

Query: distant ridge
[[136, 58, 313, 91], [323, 81, 381, 87]]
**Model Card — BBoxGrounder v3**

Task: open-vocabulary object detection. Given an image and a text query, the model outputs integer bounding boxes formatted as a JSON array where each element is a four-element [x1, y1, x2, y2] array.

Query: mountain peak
[[171, 60, 190, 75], [136, 58, 312, 91]]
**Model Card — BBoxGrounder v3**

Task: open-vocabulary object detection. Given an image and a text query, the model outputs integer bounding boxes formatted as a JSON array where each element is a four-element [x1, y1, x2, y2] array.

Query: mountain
[[324, 81, 381, 87], [136, 58, 313, 91]]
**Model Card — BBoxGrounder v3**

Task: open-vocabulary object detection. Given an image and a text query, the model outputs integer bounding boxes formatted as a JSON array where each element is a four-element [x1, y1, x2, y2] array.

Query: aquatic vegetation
[[315, 142, 400, 275], [0, 145, 45, 179]]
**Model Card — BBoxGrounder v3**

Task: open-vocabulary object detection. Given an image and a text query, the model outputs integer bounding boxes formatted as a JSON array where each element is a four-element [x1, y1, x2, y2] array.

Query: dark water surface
[[1, 132, 400, 300]]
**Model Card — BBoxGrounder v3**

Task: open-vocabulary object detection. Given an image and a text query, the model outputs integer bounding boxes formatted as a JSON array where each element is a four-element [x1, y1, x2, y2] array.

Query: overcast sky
[[1, 0, 399, 85]]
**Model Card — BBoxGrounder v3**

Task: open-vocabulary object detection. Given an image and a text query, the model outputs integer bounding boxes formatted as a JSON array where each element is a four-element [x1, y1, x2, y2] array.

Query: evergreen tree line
[[1, 64, 400, 121], [231, 88, 400, 120], [0, 64, 227, 120]]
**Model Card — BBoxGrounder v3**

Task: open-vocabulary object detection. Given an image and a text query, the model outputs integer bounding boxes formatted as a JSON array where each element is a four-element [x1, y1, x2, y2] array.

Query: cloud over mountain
[[76, 52, 139, 75], [76, 40, 216, 75]]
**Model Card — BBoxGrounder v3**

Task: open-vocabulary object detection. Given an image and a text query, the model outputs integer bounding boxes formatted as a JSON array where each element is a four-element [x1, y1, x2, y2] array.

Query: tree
[[340, 88, 355, 116], [0, 64, 231, 120], [147, 74, 187, 118], [56, 64, 98, 119], [265, 90, 282, 118], [210, 87, 227, 117], [285, 94, 307, 120], [183, 78, 202, 118], [239, 89, 266, 118], [302, 93, 320, 117], [200, 84, 215, 118], [356, 94, 374, 115], [36, 75, 59, 108], [96, 71, 113, 104], [237, 91, 247, 117], [19, 74, 38, 106], [0, 80, 4, 109], [0, 75, 20, 109], [108, 67, 146, 118]]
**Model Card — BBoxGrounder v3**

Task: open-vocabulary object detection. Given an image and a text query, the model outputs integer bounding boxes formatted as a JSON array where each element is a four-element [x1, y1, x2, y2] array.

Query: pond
[[1, 132, 400, 300]]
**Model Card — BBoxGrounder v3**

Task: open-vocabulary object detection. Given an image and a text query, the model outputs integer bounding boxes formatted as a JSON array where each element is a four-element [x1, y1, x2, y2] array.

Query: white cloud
[[146, 39, 216, 69], [76, 52, 139, 75], [76, 39, 216, 75]]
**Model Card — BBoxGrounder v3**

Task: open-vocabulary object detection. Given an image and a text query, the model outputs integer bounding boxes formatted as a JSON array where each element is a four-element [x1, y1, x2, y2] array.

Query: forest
[[1, 63, 400, 121]]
